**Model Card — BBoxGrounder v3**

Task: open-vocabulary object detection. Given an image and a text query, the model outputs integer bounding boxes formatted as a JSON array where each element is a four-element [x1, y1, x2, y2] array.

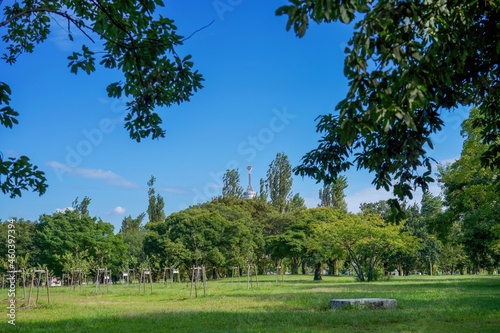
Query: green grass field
[[2, 274, 500, 332]]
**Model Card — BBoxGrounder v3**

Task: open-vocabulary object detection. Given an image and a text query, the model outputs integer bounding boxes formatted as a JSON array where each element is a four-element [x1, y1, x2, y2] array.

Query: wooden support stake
[[95, 268, 100, 293], [45, 267, 50, 304], [190, 267, 195, 298], [22, 269, 26, 299], [247, 265, 250, 289], [35, 272, 41, 304], [202, 265, 207, 297], [105, 268, 109, 292], [138, 269, 142, 293], [27, 271, 34, 307], [255, 265, 259, 288], [150, 270, 153, 293]]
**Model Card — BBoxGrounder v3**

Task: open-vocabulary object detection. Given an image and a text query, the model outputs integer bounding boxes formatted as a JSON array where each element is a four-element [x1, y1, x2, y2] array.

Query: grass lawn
[[2, 274, 499, 332]]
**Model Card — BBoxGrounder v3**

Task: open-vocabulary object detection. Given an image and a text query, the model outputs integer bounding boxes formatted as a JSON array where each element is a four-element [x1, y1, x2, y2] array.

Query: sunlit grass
[[2, 274, 500, 332]]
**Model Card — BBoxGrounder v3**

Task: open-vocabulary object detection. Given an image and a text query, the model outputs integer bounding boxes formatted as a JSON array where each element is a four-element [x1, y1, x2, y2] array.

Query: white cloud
[[55, 207, 74, 213], [113, 206, 126, 215], [104, 206, 127, 216], [47, 161, 139, 189]]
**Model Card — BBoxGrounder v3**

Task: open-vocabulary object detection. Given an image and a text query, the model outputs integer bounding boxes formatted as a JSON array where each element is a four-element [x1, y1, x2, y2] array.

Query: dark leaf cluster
[[279, 0, 500, 208]]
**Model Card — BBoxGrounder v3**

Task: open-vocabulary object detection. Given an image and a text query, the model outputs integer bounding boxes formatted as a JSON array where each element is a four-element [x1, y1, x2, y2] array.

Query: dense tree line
[[2, 141, 499, 282]]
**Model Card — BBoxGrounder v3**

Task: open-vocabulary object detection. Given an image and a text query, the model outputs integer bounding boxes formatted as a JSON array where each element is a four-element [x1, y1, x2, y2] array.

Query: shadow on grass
[[7, 302, 500, 333], [5, 276, 500, 333], [181, 273, 500, 294]]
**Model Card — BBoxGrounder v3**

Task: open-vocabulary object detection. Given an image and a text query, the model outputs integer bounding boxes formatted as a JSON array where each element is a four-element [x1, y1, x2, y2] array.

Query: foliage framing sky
[[1, 1, 468, 230]]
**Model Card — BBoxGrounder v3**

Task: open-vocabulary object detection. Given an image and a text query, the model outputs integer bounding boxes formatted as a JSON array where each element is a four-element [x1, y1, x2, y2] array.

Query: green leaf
[[411, 52, 421, 61], [339, 5, 349, 24]]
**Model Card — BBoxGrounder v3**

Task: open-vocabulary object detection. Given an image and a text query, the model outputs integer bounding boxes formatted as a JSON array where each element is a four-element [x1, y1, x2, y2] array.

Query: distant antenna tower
[[243, 165, 256, 200]]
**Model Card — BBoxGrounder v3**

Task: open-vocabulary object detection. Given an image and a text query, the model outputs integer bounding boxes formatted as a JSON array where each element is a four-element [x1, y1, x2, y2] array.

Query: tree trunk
[[429, 260, 433, 276], [313, 263, 322, 281], [327, 259, 337, 276], [351, 261, 365, 282], [291, 257, 299, 274], [301, 261, 307, 275]]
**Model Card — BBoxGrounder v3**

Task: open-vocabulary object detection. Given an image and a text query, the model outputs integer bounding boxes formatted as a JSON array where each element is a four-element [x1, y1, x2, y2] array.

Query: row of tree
[[2, 111, 499, 281]]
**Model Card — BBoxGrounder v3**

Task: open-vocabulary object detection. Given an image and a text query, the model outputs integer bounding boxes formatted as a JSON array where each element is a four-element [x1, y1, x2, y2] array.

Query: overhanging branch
[[0, 7, 95, 43]]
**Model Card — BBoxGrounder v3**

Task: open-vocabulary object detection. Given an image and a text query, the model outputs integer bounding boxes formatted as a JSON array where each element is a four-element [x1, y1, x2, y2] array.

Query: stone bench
[[330, 298, 397, 310]]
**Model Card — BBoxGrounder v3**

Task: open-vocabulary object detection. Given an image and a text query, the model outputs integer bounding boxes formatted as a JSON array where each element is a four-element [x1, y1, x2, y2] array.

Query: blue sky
[[1, 1, 468, 231]]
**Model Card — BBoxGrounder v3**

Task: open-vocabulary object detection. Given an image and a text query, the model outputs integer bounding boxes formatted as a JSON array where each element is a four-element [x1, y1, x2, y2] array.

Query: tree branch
[[182, 20, 215, 42], [0, 7, 95, 43], [90, 0, 146, 88]]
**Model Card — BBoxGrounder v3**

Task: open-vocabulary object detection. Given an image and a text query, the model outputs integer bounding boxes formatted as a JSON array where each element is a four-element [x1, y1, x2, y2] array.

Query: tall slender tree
[[266, 152, 293, 213], [147, 176, 165, 223], [222, 169, 243, 198], [72, 196, 91, 216], [318, 176, 348, 211], [120, 213, 145, 234], [258, 178, 267, 202]]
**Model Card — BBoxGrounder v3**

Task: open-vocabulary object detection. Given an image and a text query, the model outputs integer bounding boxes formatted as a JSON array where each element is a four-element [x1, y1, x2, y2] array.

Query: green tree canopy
[[279, 1, 500, 209], [359, 200, 391, 220], [337, 213, 419, 281], [120, 213, 147, 265], [318, 176, 348, 211], [147, 175, 166, 223], [35, 202, 126, 276], [266, 152, 293, 213], [396, 194, 442, 275], [222, 169, 244, 199], [1, 0, 204, 198], [144, 197, 267, 277], [286, 193, 307, 213], [0, 218, 37, 270], [300, 207, 348, 280], [265, 211, 308, 275], [438, 108, 500, 271]]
